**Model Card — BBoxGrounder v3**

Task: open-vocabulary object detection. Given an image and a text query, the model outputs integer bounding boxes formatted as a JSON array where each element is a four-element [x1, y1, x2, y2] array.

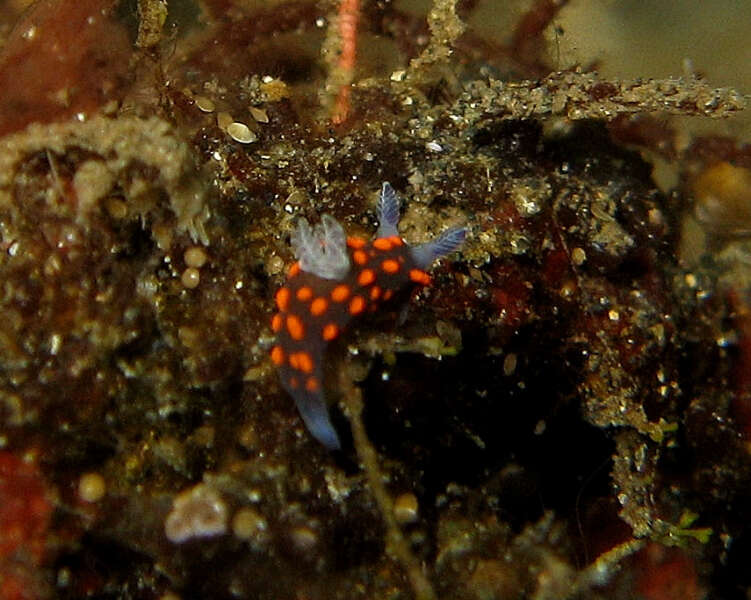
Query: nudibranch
[[270, 183, 466, 449]]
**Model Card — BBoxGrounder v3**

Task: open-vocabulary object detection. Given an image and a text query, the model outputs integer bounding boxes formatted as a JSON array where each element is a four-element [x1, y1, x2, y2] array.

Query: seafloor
[[1, 1, 751, 599]]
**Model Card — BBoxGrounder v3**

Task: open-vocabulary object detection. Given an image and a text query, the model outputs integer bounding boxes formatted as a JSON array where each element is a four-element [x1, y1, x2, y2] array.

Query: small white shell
[[226, 122, 257, 144]]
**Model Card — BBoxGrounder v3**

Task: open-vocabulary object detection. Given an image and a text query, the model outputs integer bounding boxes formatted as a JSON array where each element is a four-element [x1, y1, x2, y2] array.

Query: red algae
[[0, 0, 132, 136], [635, 543, 702, 600], [0, 451, 52, 600], [0, 452, 51, 562]]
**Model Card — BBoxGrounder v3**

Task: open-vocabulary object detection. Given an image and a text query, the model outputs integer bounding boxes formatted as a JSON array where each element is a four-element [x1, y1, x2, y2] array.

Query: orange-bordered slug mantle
[[270, 182, 466, 449]]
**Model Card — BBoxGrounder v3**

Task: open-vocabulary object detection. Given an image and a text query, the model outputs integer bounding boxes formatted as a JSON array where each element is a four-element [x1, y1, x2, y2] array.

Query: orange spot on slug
[[270, 346, 285, 365], [331, 284, 351, 302], [357, 269, 375, 286], [409, 269, 432, 285], [347, 237, 366, 249], [373, 237, 392, 251], [382, 259, 399, 274], [296, 286, 313, 301], [353, 250, 368, 265], [349, 296, 366, 315], [271, 313, 283, 332], [275, 287, 291, 312], [311, 297, 328, 316], [323, 323, 339, 340], [305, 377, 319, 392], [286, 315, 305, 340], [288, 262, 301, 277], [296, 352, 314, 374], [370, 286, 382, 300]]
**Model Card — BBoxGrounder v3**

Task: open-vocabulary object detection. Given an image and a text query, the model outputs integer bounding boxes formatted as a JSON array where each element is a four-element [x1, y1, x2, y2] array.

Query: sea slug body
[[271, 183, 466, 449]]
